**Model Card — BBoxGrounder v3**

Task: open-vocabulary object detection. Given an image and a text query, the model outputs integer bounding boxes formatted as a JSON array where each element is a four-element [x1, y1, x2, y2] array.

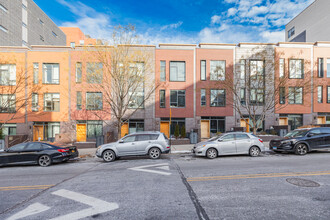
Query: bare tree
[[85, 25, 159, 140]]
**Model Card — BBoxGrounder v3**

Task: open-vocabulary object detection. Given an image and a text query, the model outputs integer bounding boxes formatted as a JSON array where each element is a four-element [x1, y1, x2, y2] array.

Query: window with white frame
[[289, 59, 303, 79], [201, 89, 206, 106], [43, 63, 59, 84], [0, 64, 16, 85], [170, 61, 185, 81], [33, 63, 38, 84], [288, 87, 303, 104], [32, 93, 38, 111], [170, 90, 185, 107], [210, 89, 226, 107], [44, 93, 60, 112], [87, 62, 103, 84], [279, 59, 284, 78], [160, 61, 166, 81], [0, 94, 15, 113], [201, 60, 206, 81], [317, 86, 323, 103], [86, 92, 102, 110], [210, 60, 225, 81]]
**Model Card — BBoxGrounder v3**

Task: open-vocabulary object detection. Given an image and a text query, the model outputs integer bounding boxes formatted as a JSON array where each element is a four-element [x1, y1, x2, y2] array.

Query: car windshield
[[208, 134, 224, 141], [285, 129, 308, 138]]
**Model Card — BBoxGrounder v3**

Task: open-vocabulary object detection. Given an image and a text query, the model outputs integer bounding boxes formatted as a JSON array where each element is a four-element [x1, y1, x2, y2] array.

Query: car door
[[218, 134, 236, 155], [235, 134, 251, 154], [116, 135, 137, 156], [306, 129, 325, 149], [135, 134, 151, 155], [20, 143, 43, 163], [323, 128, 330, 148], [6, 143, 26, 164]]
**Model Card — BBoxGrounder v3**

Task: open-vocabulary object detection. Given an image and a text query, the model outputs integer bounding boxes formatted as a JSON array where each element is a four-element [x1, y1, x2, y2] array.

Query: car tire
[[295, 143, 308, 155], [249, 146, 261, 157], [38, 155, 52, 167], [102, 150, 116, 162], [206, 148, 218, 159], [149, 147, 161, 159]]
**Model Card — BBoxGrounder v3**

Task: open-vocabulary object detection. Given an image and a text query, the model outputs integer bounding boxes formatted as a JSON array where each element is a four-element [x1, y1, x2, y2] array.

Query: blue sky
[[34, 0, 314, 44]]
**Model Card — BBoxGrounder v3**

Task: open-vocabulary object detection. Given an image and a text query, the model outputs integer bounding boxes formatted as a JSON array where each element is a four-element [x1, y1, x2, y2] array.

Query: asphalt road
[[1, 151, 330, 220]]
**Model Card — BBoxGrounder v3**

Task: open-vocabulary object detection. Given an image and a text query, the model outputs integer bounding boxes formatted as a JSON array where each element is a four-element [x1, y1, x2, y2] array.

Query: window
[[288, 87, 303, 104], [39, 19, 44, 25], [0, 25, 8, 33], [170, 61, 185, 81], [52, 31, 57, 37], [235, 134, 249, 140], [210, 60, 225, 81], [287, 114, 303, 130], [136, 134, 150, 141], [9, 143, 26, 152], [201, 89, 206, 106], [250, 60, 264, 80], [70, 42, 75, 48], [250, 89, 264, 105], [279, 59, 285, 78], [0, 3, 8, 12], [201, 60, 206, 81], [1, 123, 16, 136], [160, 90, 165, 108], [288, 27, 295, 38], [33, 63, 38, 84], [25, 143, 43, 151], [239, 60, 245, 80], [328, 87, 330, 103], [202, 116, 225, 135], [221, 134, 235, 141], [210, 89, 226, 107], [76, 62, 82, 83], [128, 120, 144, 134], [289, 59, 303, 79], [87, 62, 103, 84], [317, 86, 323, 103], [32, 93, 38, 111], [279, 87, 285, 104], [86, 92, 102, 110], [160, 61, 166, 81], [79, 40, 85, 45], [87, 121, 103, 138], [240, 88, 246, 105], [39, 35, 44, 42], [122, 135, 136, 143], [44, 93, 60, 112], [0, 64, 16, 85], [42, 122, 60, 141], [0, 94, 15, 113], [77, 92, 82, 110], [318, 58, 324, 78], [170, 90, 185, 107], [128, 90, 144, 109], [327, 59, 330, 78], [43, 63, 59, 84]]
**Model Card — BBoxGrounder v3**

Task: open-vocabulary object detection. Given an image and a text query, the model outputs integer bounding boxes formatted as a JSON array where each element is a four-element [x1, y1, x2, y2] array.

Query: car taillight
[[259, 139, 263, 143], [57, 149, 69, 153]]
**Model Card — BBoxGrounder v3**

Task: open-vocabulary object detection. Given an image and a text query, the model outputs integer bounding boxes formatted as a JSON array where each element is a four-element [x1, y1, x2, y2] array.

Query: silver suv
[[96, 131, 170, 162]]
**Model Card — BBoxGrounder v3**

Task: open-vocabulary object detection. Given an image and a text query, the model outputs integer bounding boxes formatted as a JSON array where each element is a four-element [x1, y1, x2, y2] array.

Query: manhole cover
[[286, 178, 320, 187]]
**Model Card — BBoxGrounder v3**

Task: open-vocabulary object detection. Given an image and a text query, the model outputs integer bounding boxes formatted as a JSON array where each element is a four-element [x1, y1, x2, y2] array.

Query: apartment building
[[0, 0, 66, 47]]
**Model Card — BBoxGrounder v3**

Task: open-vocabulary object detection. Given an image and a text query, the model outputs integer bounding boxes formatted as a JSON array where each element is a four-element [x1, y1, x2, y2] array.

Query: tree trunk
[[253, 127, 257, 135], [117, 120, 122, 141]]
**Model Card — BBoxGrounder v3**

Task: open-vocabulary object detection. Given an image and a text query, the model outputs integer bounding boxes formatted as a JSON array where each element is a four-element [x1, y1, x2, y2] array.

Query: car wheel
[[38, 155, 52, 167], [249, 146, 260, 157], [102, 150, 116, 162], [295, 143, 308, 155], [206, 148, 217, 159], [149, 147, 161, 159]]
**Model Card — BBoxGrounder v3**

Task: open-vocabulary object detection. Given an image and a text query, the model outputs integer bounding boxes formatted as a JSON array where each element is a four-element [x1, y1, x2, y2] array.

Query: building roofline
[[285, 0, 316, 27], [199, 43, 236, 47], [158, 43, 196, 47], [277, 42, 315, 45], [238, 43, 276, 46], [118, 44, 156, 48]]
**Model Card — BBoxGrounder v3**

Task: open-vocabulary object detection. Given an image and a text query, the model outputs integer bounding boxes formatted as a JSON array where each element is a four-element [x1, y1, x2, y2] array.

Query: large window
[[0, 64, 16, 85], [76, 92, 82, 110], [32, 93, 38, 112], [201, 60, 206, 81], [128, 119, 144, 134], [43, 63, 59, 84], [76, 62, 82, 83], [250, 60, 264, 80], [170, 90, 185, 107], [201, 89, 206, 106], [160, 61, 166, 81], [201, 116, 225, 135], [210, 89, 225, 107], [87, 121, 103, 138], [0, 94, 15, 113], [289, 59, 303, 79], [210, 60, 225, 81], [87, 62, 103, 84], [287, 114, 303, 130], [170, 61, 185, 81], [279, 59, 284, 78], [33, 63, 39, 84], [317, 86, 323, 103], [239, 60, 246, 80], [44, 93, 60, 112], [250, 89, 264, 105], [327, 59, 330, 78], [288, 87, 303, 104], [0, 124, 16, 136], [279, 87, 285, 104], [86, 92, 102, 110], [160, 90, 165, 108], [128, 91, 144, 109], [328, 86, 330, 103], [318, 58, 324, 78]]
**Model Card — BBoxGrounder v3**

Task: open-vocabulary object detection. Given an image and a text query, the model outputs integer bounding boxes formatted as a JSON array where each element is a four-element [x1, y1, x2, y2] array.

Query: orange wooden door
[[33, 126, 44, 141], [160, 122, 170, 138], [121, 123, 129, 138], [201, 120, 210, 138], [76, 124, 87, 142]]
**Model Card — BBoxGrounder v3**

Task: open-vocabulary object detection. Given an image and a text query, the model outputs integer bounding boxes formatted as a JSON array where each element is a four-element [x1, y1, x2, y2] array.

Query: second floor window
[[76, 62, 82, 83], [32, 93, 38, 111], [210, 89, 226, 107], [86, 92, 102, 110], [170, 61, 185, 82], [128, 91, 144, 109], [87, 62, 103, 84], [160, 90, 165, 108], [44, 93, 60, 112], [201, 60, 206, 81], [327, 59, 330, 78], [240, 88, 246, 105], [201, 89, 206, 106], [250, 89, 264, 105], [43, 63, 59, 84], [279, 87, 285, 104], [160, 61, 166, 81], [317, 86, 323, 103], [239, 60, 246, 80], [0, 94, 15, 113], [289, 59, 303, 79], [318, 58, 324, 78], [288, 87, 303, 104], [210, 60, 225, 81], [77, 91, 82, 110], [0, 64, 16, 85], [170, 90, 185, 107], [279, 59, 284, 78], [33, 63, 39, 84], [250, 60, 264, 80]]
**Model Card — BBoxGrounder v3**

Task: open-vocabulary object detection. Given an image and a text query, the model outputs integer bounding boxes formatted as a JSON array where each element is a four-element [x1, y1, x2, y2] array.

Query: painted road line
[[128, 163, 171, 176], [0, 185, 55, 191], [187, 170, 330, 182], [50, 189, 119, 220], [6, 203, 50, 220]]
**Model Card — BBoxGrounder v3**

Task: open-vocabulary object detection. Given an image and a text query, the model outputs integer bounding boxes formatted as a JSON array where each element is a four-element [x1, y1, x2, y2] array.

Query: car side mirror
[[307, 133, 313, 137], [119, 140, 124, 143], [218, 139, 223, 142]]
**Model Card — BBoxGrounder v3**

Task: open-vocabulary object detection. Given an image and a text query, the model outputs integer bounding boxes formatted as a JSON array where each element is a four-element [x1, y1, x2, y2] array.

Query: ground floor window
[[201, 117, 225, 136], [87, 121, 103, 138], [34, 122, 60, 141], [129, 119, 144, 134], [317, 113, 330, 125], [0, 123, 16, 136], [160, 118, 185, 136], [280, 114, 303, 130]]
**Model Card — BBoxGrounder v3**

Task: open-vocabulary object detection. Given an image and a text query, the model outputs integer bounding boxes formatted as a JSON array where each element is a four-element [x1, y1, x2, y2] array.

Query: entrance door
[[76, 124, 87, 142], [121, 123, 129, 138], [279, 118, 288, 126], [33, 126, 44, 141], [201, 120, 210, 138], [317, 117, 326, 125], [160, 122, 170, 138], [240, 119, 249, 132]]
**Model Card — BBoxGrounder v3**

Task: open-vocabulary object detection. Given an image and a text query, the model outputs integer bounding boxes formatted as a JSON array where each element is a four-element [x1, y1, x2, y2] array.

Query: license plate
[[72, 150, 75, 152], [273, 147, 277, 150]]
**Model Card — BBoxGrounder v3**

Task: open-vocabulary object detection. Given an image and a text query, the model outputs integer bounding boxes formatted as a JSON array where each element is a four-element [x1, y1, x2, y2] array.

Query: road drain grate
[[286, 178, 320, 187]]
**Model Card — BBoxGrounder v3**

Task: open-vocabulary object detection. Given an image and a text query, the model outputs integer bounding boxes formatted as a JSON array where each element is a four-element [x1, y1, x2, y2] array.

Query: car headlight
[[281, 140, 292, 145]]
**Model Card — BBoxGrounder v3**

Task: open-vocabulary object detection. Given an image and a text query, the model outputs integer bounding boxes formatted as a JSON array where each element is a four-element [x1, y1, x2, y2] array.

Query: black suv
[[269, 127, 330, 155]]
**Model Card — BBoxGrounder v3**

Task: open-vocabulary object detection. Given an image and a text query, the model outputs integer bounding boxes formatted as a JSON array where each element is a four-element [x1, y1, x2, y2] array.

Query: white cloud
[[227, 8, 237, 16], [160, 21, 183, 31], [211, 15, 221, 24], [261, 30, 285, 43]]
